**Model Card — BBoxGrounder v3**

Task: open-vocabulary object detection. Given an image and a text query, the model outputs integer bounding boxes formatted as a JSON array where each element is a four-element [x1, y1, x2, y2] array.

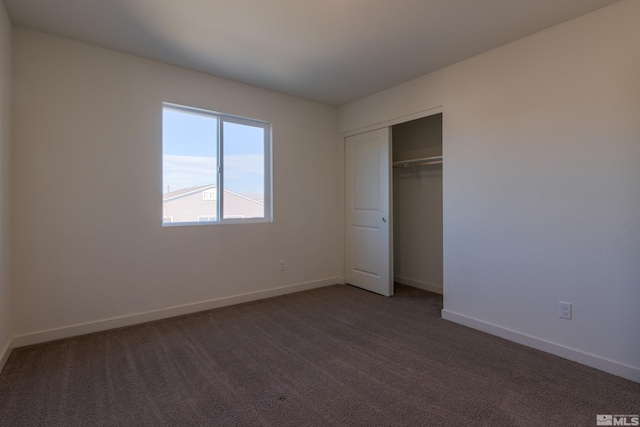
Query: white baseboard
[[13, 277, 341, 348], [442, 309, 640, 384], [394, 275, 442, 295], [0, 337, 12, 373]]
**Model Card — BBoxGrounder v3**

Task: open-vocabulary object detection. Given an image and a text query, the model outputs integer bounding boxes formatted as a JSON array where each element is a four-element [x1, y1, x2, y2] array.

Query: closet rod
[[392, 155, 443, 168]]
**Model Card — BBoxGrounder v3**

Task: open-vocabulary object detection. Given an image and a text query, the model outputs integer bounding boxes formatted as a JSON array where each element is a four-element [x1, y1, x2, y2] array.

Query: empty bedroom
[[0, 0, 638, 425]]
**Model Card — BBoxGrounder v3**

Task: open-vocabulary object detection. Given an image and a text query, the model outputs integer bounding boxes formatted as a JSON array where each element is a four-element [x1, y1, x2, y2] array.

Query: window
[[202, 191, 216, 201], [162, 104, 271, 225]]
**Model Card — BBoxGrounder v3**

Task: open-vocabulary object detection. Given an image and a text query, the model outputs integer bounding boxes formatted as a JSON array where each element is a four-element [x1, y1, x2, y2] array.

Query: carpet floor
[[0, 284, 638, 426]]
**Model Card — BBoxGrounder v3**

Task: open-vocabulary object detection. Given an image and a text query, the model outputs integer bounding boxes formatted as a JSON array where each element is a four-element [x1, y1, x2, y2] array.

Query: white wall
[[11, 28, 342, 343], [0, 0, 12, 368], [340, 0, 640, 382]]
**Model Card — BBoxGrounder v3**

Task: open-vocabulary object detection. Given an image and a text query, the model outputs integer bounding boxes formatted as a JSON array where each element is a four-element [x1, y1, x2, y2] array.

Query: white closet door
[[345, 128, 393, 297]]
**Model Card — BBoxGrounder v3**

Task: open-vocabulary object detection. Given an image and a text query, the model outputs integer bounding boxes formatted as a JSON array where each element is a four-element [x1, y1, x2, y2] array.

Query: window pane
[[222, 121, 265, 219], [162, 107, 218, 224]]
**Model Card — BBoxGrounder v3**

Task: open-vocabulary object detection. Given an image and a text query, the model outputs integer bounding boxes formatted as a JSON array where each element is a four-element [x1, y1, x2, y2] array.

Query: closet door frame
[[343, 106, 443, 296]]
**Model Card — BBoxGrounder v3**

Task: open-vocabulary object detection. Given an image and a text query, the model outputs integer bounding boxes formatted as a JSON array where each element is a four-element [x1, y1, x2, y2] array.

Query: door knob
[[382, 217, 387, 223]]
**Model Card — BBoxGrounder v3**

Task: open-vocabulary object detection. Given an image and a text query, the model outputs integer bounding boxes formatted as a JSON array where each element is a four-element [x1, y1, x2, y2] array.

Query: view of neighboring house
[[162, 184, 264, 223]]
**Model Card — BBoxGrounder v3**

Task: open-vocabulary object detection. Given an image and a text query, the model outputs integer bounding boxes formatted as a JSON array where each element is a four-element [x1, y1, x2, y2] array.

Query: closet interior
[[392, 113, 443, 294]]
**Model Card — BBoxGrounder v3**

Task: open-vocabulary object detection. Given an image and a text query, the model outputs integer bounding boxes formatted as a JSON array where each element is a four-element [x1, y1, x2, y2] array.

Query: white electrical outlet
[[558, 301, 572, 320], [279, 260, 285, 271]]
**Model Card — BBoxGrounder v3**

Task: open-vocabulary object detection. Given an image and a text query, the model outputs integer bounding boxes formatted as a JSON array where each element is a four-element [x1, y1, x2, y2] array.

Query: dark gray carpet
[[0, 284, 638, 426]]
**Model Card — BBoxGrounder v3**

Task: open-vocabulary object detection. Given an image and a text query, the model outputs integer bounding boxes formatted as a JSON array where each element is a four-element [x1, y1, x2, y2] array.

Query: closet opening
[[391, 113, 443, 295]]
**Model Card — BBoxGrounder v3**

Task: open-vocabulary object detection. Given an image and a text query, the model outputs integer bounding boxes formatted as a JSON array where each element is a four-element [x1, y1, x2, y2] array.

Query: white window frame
[[162, 103, 272, 227], [202, 190, 216, 201]]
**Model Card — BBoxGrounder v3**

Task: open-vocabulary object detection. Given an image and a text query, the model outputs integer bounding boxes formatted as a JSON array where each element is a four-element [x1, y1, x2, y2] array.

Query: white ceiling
[[3, 0, 621, 106]]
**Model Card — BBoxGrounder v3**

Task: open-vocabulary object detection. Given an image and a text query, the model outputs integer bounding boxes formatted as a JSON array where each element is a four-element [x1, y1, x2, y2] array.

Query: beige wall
[[11, 28, 342, 341], [341, 0, 640, 381], [164, 189, 264, 222], [0, 0, 11, 367]]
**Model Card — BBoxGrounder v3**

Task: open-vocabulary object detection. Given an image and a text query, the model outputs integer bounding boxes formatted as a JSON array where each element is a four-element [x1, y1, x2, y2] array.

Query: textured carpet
[[0, 284, 638, 426]]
